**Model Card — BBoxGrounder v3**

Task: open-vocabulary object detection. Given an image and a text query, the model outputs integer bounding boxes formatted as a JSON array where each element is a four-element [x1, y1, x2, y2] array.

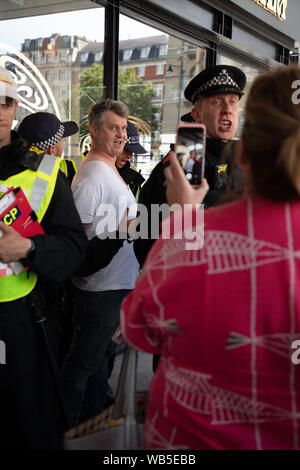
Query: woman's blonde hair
[[242, 65, 300, 201]]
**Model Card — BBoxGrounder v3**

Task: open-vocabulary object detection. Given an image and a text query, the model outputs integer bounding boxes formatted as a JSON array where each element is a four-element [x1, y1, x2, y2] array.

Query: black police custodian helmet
[[125, 121, 146, 155], [184, 65, 246, 104], [18, 112, 78, 151]]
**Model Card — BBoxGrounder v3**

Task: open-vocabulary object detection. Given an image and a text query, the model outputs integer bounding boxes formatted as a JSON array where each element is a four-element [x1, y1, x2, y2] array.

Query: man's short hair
[[88, 99, 129, 128]]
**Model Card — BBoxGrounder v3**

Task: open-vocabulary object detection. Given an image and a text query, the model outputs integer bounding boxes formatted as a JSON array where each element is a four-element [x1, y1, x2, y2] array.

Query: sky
[[0, 6, 163, 51]]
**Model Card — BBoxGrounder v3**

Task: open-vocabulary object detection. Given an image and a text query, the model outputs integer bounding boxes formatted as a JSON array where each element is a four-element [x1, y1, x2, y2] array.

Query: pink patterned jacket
[[120, 197, 300, 450]]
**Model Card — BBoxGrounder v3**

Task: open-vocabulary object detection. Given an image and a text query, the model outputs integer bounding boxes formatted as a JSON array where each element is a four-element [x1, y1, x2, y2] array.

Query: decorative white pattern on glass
[[0, 42, 60, 125]]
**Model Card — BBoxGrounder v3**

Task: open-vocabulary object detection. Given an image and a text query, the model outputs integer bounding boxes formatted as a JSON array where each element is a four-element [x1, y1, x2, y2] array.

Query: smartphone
[[175, 124, 206, 184]]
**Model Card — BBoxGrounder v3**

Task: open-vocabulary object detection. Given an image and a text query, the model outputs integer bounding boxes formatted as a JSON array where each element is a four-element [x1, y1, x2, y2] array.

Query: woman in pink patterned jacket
[[120, 66, 300, 450]]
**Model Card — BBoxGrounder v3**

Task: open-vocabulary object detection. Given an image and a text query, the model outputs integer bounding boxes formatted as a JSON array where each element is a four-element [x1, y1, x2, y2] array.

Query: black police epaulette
[[19, 149, 45, 171]]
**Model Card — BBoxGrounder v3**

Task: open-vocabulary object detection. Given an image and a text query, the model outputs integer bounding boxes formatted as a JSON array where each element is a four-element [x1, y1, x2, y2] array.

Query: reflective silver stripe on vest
[[30, 155, 57, 213], [30, 177, 48, 213], [38, 154, 57, 177], [0, 184, 10, 194]]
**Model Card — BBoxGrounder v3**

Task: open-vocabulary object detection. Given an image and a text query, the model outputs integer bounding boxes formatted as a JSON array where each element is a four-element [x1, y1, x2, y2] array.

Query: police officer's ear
[[191, 107, 199, 123], [48, 145, 56, 156], [194, 99, 203, 123]]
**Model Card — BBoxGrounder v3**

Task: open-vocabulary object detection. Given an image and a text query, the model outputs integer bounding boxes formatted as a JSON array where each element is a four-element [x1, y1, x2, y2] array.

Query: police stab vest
[[0, 154, 61, 302]]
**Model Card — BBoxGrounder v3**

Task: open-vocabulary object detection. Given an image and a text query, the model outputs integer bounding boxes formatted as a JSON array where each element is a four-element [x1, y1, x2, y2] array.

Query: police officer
[[184, 65, 245, 206], [0, 66, 88, 449], [18, 111, 133, 291], [134, 65, 246, 267], [18, 111, 82, 184]]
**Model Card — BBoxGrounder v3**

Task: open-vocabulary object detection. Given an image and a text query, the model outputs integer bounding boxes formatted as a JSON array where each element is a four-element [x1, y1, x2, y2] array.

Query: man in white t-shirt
[[61, 99, 139, 426], [184, 150, 196, 174]]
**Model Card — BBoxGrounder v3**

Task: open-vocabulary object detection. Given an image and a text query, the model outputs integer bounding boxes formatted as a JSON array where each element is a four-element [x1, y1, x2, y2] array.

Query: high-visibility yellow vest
[[130, 164, 142, 202], [0, 154, 61, 302]]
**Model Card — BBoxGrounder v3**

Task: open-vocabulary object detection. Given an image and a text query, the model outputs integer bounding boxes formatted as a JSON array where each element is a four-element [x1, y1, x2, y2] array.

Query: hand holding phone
[[163, 152, 209, 208]]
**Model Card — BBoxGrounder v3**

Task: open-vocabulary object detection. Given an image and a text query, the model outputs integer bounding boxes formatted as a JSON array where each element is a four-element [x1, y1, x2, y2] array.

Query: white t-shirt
[[71, 161, 139, 292], [184, 158, 194, 173]]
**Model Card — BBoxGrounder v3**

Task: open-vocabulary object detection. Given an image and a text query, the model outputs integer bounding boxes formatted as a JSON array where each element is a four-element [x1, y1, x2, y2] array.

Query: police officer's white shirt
[[71, 161, 139, 292]]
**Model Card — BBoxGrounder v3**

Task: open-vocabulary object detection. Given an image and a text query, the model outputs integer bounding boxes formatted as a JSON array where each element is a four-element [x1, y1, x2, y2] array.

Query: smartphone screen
[[176, 124, 206, 185]]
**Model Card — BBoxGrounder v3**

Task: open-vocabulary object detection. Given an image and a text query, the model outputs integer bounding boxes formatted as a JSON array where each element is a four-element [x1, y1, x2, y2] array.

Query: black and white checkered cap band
[[192, 69, 240, 102], [126, 135, 140, 145], [32, 124, 65, 150]]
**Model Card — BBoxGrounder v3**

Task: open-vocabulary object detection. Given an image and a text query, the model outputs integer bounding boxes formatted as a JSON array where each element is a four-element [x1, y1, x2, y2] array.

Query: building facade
[[1, 0, 300, 159]]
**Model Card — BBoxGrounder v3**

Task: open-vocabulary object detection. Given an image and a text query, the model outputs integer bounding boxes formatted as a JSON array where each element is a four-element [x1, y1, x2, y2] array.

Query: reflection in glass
[[0, 6, 104, 157]]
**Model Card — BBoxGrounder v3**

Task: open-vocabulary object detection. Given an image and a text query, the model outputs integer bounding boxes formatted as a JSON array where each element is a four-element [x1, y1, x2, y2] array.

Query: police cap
[[184, 65, 246, 104]]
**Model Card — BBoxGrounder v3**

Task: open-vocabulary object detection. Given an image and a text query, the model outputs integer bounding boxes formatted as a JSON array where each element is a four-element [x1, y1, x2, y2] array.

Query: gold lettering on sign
[[253, 0, 288, 20]]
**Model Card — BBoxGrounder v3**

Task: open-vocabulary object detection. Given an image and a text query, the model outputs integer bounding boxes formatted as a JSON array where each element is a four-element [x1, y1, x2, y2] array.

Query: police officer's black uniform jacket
[[117, 161, 145, 198], [0, 131, 88, 449], [133, 138, 238, 267], [0, 131, 88, 280]]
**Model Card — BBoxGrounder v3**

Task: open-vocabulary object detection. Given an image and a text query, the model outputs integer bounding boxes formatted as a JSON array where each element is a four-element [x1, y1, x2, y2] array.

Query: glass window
[[159, 44, 168, 56], [80, 53, 88, 64], [153, 84, 163, 100], [0, 4, 104, 157], [95, 51, 103, 62], [137, 65, 145, 77], [156, 63, 164, 75], [118, 15, 207, 172], [59, 51, 68, 63], [45, 70, 54, 81], [59, 69, 67, 81], [123, 49, 132, 61], [141, 47, 150, 58]]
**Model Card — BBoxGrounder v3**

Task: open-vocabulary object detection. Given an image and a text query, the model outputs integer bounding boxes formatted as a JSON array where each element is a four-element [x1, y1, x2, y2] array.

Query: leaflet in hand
[[0, 186, 44, 275], [0, 186, 44, 237]]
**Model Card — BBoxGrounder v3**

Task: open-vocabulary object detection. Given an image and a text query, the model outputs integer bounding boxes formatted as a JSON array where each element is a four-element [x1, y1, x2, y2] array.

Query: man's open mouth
[[219, 120, 232, 131]]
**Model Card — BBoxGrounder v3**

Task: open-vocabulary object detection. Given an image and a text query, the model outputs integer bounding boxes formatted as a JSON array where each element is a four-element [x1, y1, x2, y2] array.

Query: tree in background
[[79, 63, 159, 138]]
